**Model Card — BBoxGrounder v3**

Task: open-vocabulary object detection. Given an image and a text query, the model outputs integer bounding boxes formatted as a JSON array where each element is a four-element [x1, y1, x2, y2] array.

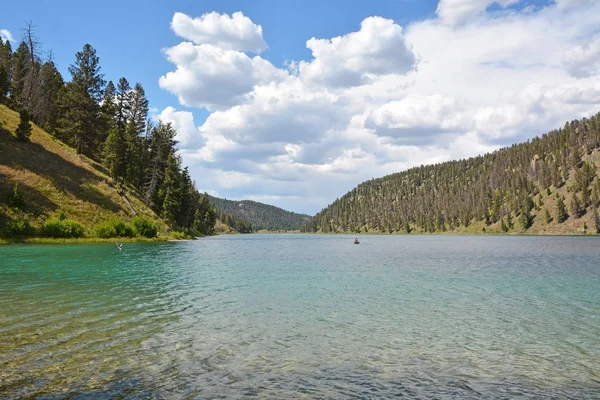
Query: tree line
[[303, 112, 600, 234], [0, 25, 219, 235]]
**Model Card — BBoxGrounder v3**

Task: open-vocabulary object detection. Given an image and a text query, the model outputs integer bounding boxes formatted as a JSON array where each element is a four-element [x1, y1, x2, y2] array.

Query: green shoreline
[[0, 236, 202, 245]]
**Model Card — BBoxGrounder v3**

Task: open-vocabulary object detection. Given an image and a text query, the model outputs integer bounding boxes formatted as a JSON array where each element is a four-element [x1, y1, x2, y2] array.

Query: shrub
[[94, 222, 117, 238], [132, 217, 157, 238], [113, 220, 135, 237], [4, 218, 33, 237], [8, 183, 24, 208], [41, 217, 84, 238], [171, 231, 188, 240], [94, 219, 135, 238]]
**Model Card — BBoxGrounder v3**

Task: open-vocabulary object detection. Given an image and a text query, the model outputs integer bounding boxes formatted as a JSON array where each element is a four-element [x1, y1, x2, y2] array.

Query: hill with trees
[[0, 27, 241, 240], [207, 195, 311, 231], [303, 112, 600, 235]]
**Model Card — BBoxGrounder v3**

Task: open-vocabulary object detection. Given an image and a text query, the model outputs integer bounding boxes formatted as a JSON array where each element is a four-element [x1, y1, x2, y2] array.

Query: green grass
[[0, 105, 171, 239]]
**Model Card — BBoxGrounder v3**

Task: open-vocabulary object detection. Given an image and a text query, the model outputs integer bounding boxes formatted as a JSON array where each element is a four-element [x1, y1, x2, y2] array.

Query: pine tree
[[594, 209, 600, 234], [130, 83, 148, 135], [10, 42, 31, 109], [145, 122, 177, 209], [0, 38, 10, 104], [570, 194, 583, 219], [544, 208, 552, 224], [103, 127, 127, 183], [160, 153, 182, 223], [581, 180, 590, 207], [34, 60, 64, 132], [556, 197, 569, 223], [57, 44, 105, 156], [115, 77, 131, 131], [519, 208, 533, 230], [501, 217, 509, 232], [15, 109, 32, 141]]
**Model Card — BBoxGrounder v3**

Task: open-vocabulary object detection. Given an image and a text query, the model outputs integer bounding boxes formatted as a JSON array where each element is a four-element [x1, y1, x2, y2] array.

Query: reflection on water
[[1, 235, 599, 398]]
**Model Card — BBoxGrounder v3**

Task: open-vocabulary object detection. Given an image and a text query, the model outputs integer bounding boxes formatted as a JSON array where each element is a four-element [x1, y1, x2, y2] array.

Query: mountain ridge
[[207, 195, 311, 231], [303, 112, 600, 235]]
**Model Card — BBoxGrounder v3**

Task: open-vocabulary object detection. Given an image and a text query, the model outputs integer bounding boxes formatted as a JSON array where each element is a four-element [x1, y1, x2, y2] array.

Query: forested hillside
[[303, 112, 600, 235], [0, 27, 222, 239], [208, 195, 310, 231]]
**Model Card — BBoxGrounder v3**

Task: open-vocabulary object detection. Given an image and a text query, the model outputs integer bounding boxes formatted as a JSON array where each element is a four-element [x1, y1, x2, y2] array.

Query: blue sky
[[3, 0, 600, 214], [3, 0, 438, 119]]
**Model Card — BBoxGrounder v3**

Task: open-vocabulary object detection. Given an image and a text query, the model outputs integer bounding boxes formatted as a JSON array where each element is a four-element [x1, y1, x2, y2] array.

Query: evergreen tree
[[15, 109, 32, 141], [103, 127, 127, 183], [130, 83, 148, 134], [145, 122, 177, 209], [115, 77, 131, 131], [501, 217, 509, 232], [519, 208, 533, 230], [10, 41, 31, 109], [556, 197, 569, 223], [544, 208, 552, 224], [594, 209, 600, 234], [581, 183, 591, 207], [100, 80, 117, 135], [160, 153, 182, 223], [57, 44, 105, 156], [34, 60, 64, 132], [570, 194, 583, 218], [0, 37, 10, 103]]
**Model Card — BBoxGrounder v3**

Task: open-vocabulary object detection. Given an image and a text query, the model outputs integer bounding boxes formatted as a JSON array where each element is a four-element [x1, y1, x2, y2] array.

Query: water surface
[[1, 235, 599, 398]]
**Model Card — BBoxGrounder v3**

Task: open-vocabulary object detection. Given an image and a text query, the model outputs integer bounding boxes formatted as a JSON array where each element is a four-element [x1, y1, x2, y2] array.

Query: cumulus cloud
[[298, 16, 415, 88], [160, 3, 600, 214], [366, 94, 466, 144], [0, 29, 14, 43], [159, 42, 286, 110], [171, 11, 267, 53]]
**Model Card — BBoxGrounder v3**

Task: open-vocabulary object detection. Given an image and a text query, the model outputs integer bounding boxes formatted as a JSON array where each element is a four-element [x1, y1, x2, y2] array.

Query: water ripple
[[1, 235, 599, 398]]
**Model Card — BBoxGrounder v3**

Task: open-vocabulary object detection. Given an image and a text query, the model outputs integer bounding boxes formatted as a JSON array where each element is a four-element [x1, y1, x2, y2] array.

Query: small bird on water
[[115, 241, 123, 251]]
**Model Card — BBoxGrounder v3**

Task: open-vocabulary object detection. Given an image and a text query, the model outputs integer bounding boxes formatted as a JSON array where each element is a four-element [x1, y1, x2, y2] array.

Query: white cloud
[[366, 94, 466, 144], [436, 0, 520, 26], [0, 29, 14, 43], [158, 107, 203, 149], [159, 42, 287, 110], [298, 16, 415, 88], [554, 0, 597, 10], [562, 36, 600, 78], [171, 11, 266, 53], [160, 3, 600, 214]]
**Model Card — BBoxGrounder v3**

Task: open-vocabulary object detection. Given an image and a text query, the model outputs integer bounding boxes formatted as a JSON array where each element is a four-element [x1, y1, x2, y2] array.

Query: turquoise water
[[1, 235, 599, 399]]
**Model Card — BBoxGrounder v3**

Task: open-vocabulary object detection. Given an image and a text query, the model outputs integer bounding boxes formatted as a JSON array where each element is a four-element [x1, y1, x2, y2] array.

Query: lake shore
[[0, 236, 201, 245]]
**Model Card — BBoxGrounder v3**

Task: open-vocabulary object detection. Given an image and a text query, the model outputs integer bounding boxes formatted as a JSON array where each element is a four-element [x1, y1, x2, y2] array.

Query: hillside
[[303, 112, 600, 235], [0, 105, 173, 236], [207, 195, 311, 231]]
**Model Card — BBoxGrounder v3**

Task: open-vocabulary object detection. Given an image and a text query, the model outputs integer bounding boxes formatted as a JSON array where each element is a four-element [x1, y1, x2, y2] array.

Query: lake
[[1, 235, 599, 399]]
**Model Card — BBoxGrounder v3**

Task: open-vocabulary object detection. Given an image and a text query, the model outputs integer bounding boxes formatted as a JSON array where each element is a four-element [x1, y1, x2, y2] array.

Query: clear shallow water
[[1, 235, 599, 399]]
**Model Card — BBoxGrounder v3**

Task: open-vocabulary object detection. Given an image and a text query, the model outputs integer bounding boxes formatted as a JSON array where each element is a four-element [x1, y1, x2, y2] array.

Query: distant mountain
[[303, 112, 600, 235], [207, 196, 311, 231]]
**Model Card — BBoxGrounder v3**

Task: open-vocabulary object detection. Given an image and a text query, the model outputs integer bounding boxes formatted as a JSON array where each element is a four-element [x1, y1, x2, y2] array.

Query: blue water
[[1, 235, 599, 399]]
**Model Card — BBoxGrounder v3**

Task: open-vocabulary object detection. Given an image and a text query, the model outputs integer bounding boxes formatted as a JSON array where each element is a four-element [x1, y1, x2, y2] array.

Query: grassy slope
[[0, 105, 170, 237]]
